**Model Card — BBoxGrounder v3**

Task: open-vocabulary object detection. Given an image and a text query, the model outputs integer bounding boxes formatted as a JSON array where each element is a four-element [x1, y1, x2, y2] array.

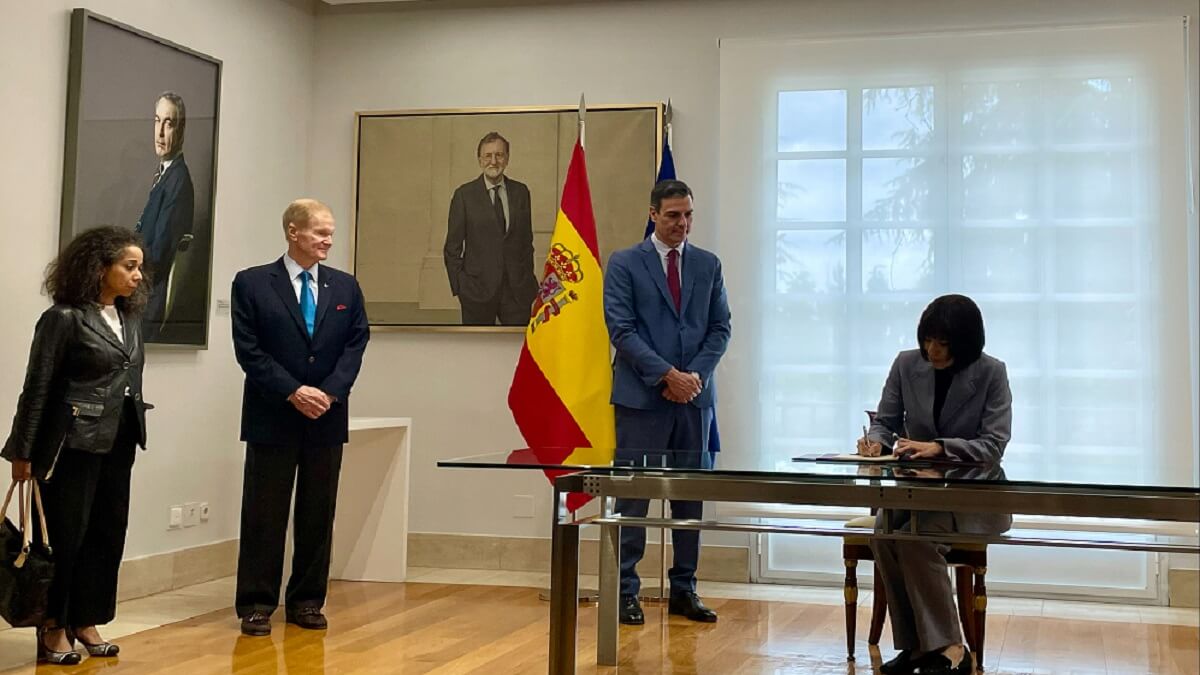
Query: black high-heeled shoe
[[67, 627, 120, 657], [36, 626, 82, 665]]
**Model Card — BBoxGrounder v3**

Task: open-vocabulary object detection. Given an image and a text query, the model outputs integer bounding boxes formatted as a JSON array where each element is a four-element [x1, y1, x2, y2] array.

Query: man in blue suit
[[603, 179, 732, 625], [231, 199, 370, 636], [136, 91, 194, 341]]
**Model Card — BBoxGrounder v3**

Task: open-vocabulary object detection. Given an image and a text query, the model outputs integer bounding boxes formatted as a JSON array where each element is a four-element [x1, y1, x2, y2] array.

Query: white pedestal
[[329, 416, 411, 582]]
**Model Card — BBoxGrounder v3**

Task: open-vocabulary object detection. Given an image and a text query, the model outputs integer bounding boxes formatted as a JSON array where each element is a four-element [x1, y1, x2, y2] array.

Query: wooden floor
[[1, 581, 1197, 674]]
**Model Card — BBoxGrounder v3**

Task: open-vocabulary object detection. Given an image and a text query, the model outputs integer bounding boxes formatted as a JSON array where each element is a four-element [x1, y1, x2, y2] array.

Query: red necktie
[[667, 248, 681, 311]]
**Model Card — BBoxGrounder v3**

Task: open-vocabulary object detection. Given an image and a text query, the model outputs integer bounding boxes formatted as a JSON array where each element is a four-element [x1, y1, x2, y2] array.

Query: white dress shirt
[[154, 157, 174, 185], [650, 232, 685, 277], [483, 176, 510, 233], [283, 255, 319, 304]]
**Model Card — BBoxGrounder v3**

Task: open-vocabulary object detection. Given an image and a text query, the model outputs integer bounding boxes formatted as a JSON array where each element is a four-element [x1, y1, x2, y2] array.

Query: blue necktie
[[299, 270, 315, 337]]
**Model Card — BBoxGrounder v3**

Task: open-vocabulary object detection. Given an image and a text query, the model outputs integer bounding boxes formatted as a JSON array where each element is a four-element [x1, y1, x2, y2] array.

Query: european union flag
[[643, 137, 676, 239]]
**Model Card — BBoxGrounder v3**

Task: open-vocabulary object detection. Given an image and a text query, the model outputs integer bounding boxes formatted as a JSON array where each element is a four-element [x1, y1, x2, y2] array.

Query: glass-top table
[[439, 448, 1200, 674], [440, 447, 1200, 493]]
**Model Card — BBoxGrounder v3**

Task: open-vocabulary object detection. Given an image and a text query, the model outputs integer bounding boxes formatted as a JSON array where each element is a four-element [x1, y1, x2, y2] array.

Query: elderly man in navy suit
[[231, 199, 369, 636], [603, 179, 732, 625], [136, 91, 194, 340]]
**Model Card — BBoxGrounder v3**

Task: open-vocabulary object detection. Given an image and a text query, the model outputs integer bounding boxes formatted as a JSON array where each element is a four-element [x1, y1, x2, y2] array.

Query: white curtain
[[717, 22, 1194, 597]]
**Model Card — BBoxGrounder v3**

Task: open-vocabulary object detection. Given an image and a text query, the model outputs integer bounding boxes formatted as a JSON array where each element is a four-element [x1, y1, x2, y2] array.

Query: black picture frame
[[61, 9, 222, 348]]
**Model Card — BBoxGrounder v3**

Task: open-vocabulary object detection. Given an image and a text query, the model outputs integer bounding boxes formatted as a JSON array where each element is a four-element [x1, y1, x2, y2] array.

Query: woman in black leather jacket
[[2, 226, 150, 665]]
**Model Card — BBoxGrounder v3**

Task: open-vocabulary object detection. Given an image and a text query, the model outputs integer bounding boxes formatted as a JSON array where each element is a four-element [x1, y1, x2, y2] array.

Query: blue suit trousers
[[614, 404, 714, 598]]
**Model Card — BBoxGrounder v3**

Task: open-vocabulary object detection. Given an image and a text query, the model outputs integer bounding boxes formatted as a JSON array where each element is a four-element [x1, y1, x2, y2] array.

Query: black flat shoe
[[619, 595, 644, 625], [917, 647, 974, 674], [240, 610, 272, 636], [286, 606, 328, 630], [668, 592, 717, 623], [880, 649, 917, 675], [36, 626, 82, 666]]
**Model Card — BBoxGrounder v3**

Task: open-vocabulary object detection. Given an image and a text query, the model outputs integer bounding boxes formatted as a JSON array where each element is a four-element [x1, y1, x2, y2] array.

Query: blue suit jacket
[[231, 258, 370, 446], [604, 238, 731, 411], [136, 155, 194, 328]]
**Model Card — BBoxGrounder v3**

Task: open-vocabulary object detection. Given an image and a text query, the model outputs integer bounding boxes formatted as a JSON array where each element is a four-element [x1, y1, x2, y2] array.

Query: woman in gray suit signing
[[857, 294, 1012, 675]]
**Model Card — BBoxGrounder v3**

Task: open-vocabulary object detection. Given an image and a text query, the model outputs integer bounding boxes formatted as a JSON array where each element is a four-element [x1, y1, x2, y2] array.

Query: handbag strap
[[30, 480, 51, 553], [0, 481, 16, 520], [15, 481, 32, 569]]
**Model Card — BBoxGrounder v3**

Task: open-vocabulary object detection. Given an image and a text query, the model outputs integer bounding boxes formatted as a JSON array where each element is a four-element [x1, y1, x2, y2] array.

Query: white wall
[[312, 0, 1200, 547], [0, 0, 316, 559], [2, 0, 1195, 567]]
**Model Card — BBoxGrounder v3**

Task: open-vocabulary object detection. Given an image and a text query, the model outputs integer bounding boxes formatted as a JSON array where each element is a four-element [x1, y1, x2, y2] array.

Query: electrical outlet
[[169, 506, 183, 529], [199, 502, 210, 522], [183, 502, 200, 527], [513, 494, 535, 519]]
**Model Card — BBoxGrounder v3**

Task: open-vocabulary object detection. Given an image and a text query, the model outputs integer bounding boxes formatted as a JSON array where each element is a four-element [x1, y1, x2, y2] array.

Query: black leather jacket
[[2, 304, 150, 480]]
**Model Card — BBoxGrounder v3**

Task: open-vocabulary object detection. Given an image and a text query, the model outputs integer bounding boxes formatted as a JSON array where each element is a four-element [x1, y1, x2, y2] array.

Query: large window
[[718, 22, 1194, 598], [770, 75, 1154, 483]]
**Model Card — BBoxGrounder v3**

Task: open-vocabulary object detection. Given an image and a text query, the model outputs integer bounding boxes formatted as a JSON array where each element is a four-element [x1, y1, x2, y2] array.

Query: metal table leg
[[549, 487, 580, 675], [597, 514, 620, 666]]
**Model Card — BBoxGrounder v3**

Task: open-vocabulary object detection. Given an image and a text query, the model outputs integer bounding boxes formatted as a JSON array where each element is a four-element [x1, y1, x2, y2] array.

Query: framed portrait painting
[[61, 9, 222, 347], [353, 103, 663, 330]]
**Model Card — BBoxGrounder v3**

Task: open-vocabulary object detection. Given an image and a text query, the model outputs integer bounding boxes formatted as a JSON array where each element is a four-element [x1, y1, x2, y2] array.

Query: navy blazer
[[231, 258, 370, 447], [869, 349, 1013, 534], [604, 238, 732, 411], [136, 156, 194, 310]]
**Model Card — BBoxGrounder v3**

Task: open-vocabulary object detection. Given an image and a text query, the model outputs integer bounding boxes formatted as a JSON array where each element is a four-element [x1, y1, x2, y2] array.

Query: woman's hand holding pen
[[894, 438, 944, 460], [856, 425, 882, 457]]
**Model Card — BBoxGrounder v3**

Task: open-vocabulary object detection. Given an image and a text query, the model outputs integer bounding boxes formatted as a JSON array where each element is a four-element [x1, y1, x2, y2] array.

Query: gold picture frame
[[351, 103, 663, 331]]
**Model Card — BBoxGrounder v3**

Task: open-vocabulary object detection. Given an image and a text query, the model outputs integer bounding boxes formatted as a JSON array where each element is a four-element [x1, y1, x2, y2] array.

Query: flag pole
[[578, 92, 586, 149], [664, 97, 673, 150]]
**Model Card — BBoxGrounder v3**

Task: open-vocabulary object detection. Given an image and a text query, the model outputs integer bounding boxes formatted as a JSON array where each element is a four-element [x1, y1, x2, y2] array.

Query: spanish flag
[[508, 139, 615, 510]]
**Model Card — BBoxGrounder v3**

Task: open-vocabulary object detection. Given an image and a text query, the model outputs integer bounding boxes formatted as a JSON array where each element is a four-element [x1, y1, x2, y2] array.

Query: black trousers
[[36, 399, 138, 627], [458, 267, 529, 326], [235, 442, 343, 617]]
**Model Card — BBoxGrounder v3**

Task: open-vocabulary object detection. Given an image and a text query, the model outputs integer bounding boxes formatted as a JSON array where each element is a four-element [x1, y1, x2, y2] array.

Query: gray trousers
[[869, 510, 962, 653]]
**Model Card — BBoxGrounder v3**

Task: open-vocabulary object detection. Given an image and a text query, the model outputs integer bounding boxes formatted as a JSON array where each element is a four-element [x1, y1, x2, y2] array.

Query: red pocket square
[[336, 304, 348, 311]]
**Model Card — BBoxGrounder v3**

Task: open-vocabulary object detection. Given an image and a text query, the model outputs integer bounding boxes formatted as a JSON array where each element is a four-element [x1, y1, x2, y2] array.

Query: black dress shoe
[[917, 648, 973, 674], [619, 595, 644, 625], [240, 611, 272, 636], [286, 606, 328, 630], [668, 592, 717, 623], [880, 649, 917, 675]]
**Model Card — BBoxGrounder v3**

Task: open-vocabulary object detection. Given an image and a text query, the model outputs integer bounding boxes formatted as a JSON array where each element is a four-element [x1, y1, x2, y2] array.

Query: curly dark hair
[[44, 226, 149, 314], [917, 294, 985, 369]]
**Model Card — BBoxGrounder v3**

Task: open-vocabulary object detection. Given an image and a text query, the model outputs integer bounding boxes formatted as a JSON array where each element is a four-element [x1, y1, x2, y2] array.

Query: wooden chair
[[843, 519, 989, 670]]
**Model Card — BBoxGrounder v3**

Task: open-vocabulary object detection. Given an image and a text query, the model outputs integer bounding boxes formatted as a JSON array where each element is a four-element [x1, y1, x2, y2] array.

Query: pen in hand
[[860, 425, 877, 457]]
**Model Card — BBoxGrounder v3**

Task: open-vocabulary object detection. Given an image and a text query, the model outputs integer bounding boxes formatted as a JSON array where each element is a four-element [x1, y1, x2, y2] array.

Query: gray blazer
[[869, 349, 1013, 534]]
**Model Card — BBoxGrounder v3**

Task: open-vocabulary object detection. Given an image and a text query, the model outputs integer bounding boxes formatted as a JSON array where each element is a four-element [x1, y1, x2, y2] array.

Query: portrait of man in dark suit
[[135, 91, 195, 340], [443, 131, 539, 325]]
